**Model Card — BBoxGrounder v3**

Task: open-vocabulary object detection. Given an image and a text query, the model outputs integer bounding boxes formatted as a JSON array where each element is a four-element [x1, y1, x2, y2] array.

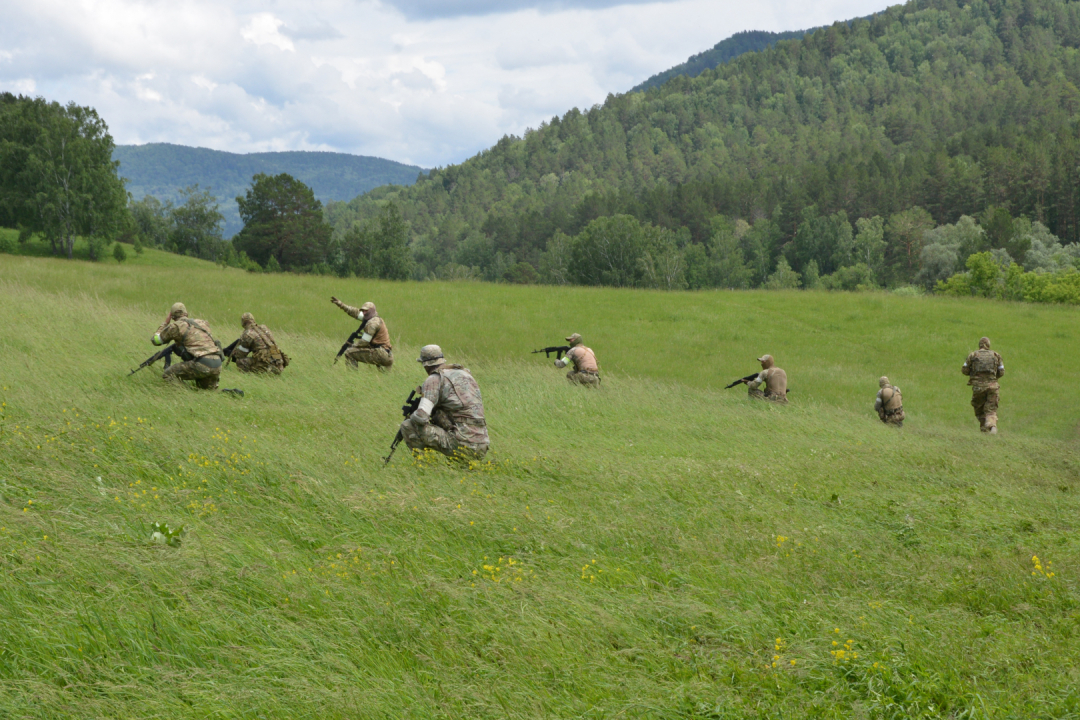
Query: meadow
[[0, 245, 1078, 719]]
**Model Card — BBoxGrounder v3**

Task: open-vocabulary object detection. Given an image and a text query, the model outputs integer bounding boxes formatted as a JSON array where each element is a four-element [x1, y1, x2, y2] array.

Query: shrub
[[763, 257, 801, 289], [822, 263, 874, 291], [113, 242, 127, 263]]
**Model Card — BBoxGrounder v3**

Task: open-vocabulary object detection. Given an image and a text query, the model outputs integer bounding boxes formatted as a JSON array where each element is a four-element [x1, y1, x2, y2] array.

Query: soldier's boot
[[989, 426, 998, 434]]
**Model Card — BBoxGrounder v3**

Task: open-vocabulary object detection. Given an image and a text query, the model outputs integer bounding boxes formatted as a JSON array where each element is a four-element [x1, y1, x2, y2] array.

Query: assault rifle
[[724, 373, 759, 389], [532, 345, 571, 360], [129, 344, 189, 375], [383, 389, 421, 466], [334, 326, 365, 364], [221, 339, 240, 365]]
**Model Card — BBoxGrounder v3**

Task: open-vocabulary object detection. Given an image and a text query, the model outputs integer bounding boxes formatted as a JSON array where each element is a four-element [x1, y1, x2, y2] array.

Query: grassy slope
[[1, 251, 1078, 718]]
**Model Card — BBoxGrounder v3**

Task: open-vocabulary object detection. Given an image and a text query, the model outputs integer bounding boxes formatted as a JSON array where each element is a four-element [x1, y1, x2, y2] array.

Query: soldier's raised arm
[[331, 296, 363, 320]]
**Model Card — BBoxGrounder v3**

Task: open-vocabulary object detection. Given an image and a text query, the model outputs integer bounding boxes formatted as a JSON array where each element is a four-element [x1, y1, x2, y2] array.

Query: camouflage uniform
[[747, 354, 788, 404], [400, 345, 489, 460], [554, 333, 600, 387], [963, 337, 1004, 433], [231, 313, 288, 374], [875, 376, 905, 427], [152, 302, 223, 390], [333, 298, 393, 369]]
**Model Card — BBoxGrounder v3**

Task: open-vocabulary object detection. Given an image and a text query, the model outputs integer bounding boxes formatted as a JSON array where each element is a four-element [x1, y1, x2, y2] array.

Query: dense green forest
[[324, 0, 1080, 293], [630, 29, 810, 92], [115, 144, 425, 236]]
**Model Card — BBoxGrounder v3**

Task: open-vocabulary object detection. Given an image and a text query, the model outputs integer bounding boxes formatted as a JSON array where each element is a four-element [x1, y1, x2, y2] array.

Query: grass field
[[1, 248, 1079, 719]]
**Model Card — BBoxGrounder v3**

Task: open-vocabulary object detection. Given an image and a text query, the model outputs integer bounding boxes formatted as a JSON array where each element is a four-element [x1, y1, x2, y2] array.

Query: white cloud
[[0, 0, 895, 168], [241, 13, 296, 52], [6, 78, 37, 94]]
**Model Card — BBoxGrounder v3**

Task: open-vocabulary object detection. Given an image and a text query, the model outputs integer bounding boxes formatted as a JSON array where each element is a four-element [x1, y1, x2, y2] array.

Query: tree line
[[1, 91, 410, 279], [324, 0, 1080, 297]]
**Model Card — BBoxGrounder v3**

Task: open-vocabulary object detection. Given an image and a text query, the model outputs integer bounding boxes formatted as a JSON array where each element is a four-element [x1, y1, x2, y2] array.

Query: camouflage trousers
[[749, 388, 788, 405], [163, 358, 221, 390], [971, 385, 1000, 431], [566, 370, 601, 387], [878, 407, 905, 428], [344, 346, 393, 370], [399, 419, 488, 461], [235, 354, 283, 375]]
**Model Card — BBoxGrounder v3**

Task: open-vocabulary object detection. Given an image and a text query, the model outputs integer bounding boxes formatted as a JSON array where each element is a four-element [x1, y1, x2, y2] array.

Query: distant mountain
[[114, 143, 426, 237], [630, 29, 809, 93]]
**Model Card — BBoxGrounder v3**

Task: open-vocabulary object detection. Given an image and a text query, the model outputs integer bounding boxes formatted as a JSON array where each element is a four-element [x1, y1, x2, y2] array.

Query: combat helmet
[[417, 344, 445, 368]]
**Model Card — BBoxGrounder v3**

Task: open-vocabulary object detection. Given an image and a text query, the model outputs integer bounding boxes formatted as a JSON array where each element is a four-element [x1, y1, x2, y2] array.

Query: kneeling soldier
[[554, 333, 600, 386], [400, 345, 489, 460], [152, 302, 223, 390], [231, 312, 288, 374], [875, 376, 904, 427], [332, 297, 393, 369], [747, 354, 788, 404]]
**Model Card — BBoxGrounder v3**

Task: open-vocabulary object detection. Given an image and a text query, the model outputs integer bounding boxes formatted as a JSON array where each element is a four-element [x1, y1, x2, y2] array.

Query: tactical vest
[[360, 315, 392, 350], [438, 366, 486, 426], [251, 325, 284, 364], [572, 346, 599, 373], [971, 349, 998, 374]]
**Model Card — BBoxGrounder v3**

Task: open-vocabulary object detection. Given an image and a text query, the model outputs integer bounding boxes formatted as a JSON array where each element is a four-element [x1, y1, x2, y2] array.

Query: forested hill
[[630, 29, 809, 92], [325, 0, 1080, 289], [114, 143, 424, 236]]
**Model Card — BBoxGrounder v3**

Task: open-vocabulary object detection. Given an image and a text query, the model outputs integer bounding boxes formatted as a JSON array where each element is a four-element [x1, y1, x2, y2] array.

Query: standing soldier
[[331, 297, 393, 370], [554, 333, 601, 386], [400, 345, 489, 460], [875, 376, 904, 427], [962, 336, 1004, 433], [151, 302, 224, 390], [229, 312, 288, 374], [747, 354, 788, 404]]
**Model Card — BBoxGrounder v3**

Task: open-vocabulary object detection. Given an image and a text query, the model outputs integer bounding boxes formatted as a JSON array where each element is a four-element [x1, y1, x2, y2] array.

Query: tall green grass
[[0, 252, 1078, 718]]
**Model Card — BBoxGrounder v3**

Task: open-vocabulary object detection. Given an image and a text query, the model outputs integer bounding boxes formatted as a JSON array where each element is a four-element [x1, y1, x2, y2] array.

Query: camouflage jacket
[[154, 317, 220, 359], [410, 365, 488, 448], [751, 367, 788, 396], [337, 303, 392, 349], [236, 324, 282, 360]]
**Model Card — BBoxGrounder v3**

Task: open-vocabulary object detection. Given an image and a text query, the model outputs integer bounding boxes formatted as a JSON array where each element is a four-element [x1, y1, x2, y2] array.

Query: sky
[[0, 0, 895, 168]]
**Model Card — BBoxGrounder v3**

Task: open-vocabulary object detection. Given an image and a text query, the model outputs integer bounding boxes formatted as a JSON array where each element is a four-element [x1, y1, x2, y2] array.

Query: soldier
[[230, 312, 288, 374], [747, 354, 788, 404], [151, 302, 224, 390], [875, 376, 905, 427], [399, 345, 489, 460], [962, 336, 1004, 433], [554, 333, 601, 386], [331, 297, 393, 370]]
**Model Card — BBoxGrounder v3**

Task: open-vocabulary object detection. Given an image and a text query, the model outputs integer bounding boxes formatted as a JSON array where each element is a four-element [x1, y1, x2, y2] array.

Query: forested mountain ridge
[[115, 143, 425, 236], [325, 0, 1080, 289], [630, 29, 810, 92]]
